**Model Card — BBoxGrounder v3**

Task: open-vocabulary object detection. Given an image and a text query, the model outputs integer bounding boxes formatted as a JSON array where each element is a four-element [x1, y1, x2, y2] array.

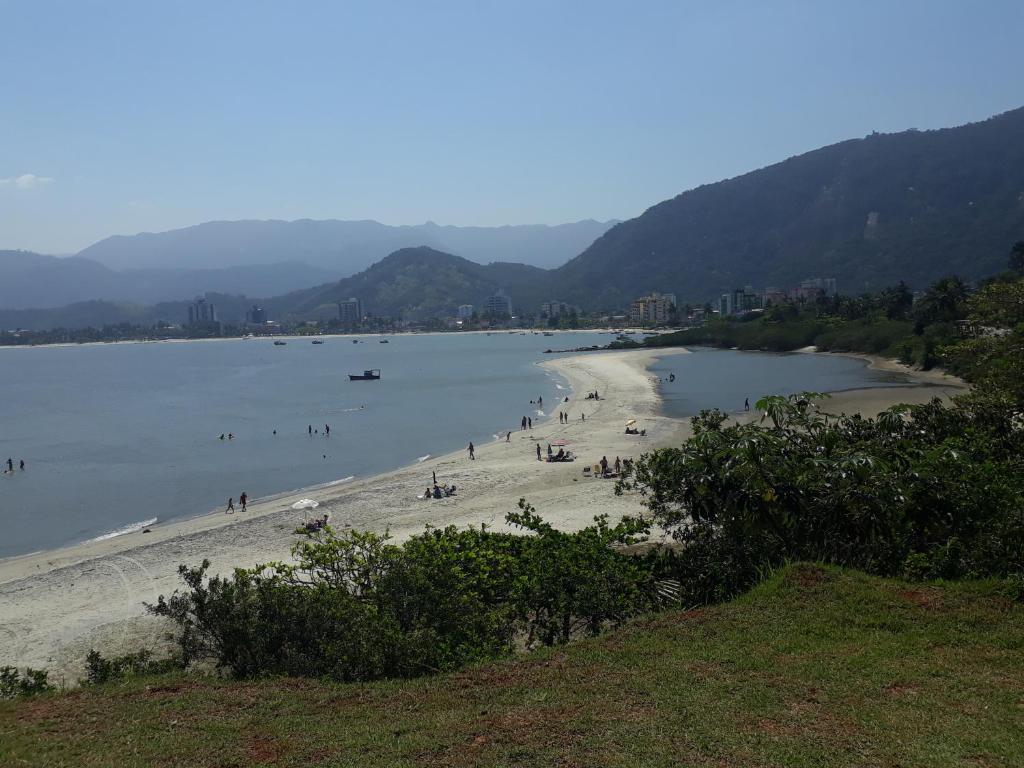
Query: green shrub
[[83, 649, 182, 686], [0, 667, 52, 699], [149, 515, 662, 682]]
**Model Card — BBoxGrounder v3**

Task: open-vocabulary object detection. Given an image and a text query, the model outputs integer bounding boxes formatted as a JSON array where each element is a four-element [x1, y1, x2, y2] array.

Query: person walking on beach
[[506, 431, 511, 443], [239, 492, 247, 512], [433, 470, 437, 485], [600, 456, 608, 476], [225, 497, 235, 514], [528, 417, 532, 429], [521, 416, 527, 431], [547, 443, 552, 458], [614, 456, 621, 475], [468, 441, 475, 460], [581, 413, 586, 422], [744, 397, 750, 412], [537, 443, 542, 461]]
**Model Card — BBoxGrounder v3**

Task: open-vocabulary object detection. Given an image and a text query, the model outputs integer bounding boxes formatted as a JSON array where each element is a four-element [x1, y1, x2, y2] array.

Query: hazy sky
[[2, 0, 1022, 254]]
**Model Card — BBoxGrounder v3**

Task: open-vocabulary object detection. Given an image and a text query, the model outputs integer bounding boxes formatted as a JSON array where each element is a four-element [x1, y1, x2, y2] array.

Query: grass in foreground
[[2, 563, 1021, 767]]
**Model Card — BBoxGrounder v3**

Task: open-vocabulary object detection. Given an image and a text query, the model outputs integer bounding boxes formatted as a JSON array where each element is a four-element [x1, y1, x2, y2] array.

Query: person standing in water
[[538, 395, 543, 407], [744, 398, 750, 412], [521, 416, 527, 431], [225, 497, 235, 514], [528, 417, 532, 429], [6, 458, 12, 472], [468, 441, 475, 460], [325, 424, 330, 436], [239, 492, 247, 512], [308, 424, 313, 435], [19, 459, 25, 471]]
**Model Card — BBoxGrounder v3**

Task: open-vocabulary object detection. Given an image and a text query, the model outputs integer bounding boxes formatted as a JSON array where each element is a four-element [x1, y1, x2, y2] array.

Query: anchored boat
[[348, 369, 381, 381]]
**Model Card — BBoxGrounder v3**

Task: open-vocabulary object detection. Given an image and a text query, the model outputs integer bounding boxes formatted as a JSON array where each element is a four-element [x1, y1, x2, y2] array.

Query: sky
[[2, 0, 1022, 254]]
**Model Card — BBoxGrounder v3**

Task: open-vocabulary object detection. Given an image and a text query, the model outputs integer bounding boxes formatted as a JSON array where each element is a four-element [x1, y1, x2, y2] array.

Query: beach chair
[[582, 466, 592, 476]]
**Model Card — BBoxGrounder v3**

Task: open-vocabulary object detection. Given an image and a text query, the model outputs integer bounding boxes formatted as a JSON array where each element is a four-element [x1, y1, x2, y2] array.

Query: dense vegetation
[[651, 249, 1024, 398], [3, 565, 1022, 767]]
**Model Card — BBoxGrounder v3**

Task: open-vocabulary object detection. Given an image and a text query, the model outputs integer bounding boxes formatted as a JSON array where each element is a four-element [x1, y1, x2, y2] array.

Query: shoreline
[[0, 346, 965, 681], [0, 327, 636, 352]]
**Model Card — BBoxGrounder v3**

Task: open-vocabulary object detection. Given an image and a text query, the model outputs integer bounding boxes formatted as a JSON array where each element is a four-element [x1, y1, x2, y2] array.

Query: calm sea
[[0, 335, 903, 558]]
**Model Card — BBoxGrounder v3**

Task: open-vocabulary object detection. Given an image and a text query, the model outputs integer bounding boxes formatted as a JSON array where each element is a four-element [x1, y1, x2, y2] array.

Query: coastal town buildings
[[246, 304, 266, 324], [187, 297, 217, 324], [457, 304, 475, 320], [541, 300, 579, 318], [629, 293, 676, 326], [337, 297, 363, 325], [485, 290, 512, 317]]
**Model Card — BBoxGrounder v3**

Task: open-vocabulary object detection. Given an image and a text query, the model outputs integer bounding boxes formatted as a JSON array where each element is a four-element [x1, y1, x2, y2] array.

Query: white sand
[[0, 346, 965, 683]]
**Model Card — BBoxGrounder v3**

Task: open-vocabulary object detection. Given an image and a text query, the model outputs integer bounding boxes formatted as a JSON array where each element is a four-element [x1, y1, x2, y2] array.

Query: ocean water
[[649, 347, 909, 419], [0, 336, 903, 558]]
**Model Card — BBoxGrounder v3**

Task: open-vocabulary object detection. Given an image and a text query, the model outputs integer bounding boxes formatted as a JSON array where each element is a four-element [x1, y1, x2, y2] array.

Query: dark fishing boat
[[311, 339, 324, 345], [348, 369, 381, 381], [273, 340, 287, 346]]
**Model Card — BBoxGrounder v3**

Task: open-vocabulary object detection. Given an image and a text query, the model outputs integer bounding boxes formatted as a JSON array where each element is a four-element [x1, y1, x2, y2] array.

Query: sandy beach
[[0, 347, 965, 684]]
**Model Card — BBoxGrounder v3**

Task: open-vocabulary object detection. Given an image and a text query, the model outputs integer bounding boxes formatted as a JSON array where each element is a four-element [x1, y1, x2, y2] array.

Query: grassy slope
[[2, 564, 1021, 767]]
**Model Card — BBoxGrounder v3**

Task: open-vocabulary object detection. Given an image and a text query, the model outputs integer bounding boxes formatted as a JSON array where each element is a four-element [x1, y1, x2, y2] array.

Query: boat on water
[[273, 340, 287, 346], [543, 331, 554, 336], [379, 339, 389, 343], [311, 339, 324, 345], [349, 369, 381, 381], [352, 339, 359, 344]]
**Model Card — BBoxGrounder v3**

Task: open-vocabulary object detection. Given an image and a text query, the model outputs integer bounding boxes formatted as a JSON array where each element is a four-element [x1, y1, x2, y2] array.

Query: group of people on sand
[[303, 514, 329, 533], [597, 455, 623, 478], [4, 457, 25, 474], [520, 415, 533, 430], [542, 443, 574, 463], [585, 390, 600, 400], [225, 491, 248, 514], [625, 425, 646, 436], [423, 482, 457, 499]]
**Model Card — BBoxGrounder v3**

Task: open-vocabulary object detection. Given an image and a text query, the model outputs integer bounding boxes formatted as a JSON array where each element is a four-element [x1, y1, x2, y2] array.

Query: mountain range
[[0, 219, 616, 311], [553, 106, 1024, 308], [3, 105, 1023, 328], [77, 219, 618, 273]]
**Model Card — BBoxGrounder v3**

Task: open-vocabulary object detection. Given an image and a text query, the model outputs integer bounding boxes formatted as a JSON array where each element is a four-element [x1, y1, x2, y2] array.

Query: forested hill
[[285, 246, 548, 319], [552, 106, 1024, 308]]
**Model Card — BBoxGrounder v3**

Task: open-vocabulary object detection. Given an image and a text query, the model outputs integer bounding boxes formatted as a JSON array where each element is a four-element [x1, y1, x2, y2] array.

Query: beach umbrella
[[626, 419, 637, 427], [292, 498, 320, 522]]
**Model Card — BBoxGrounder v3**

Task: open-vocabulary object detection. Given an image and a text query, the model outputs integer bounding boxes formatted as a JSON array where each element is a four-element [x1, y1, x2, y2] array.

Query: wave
[[416, 454, 431, 463], [89, 517, 158, 543]]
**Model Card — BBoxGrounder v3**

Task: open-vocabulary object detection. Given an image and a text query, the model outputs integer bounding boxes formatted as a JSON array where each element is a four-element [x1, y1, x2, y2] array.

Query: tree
[[913, 276, 969, 325]]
